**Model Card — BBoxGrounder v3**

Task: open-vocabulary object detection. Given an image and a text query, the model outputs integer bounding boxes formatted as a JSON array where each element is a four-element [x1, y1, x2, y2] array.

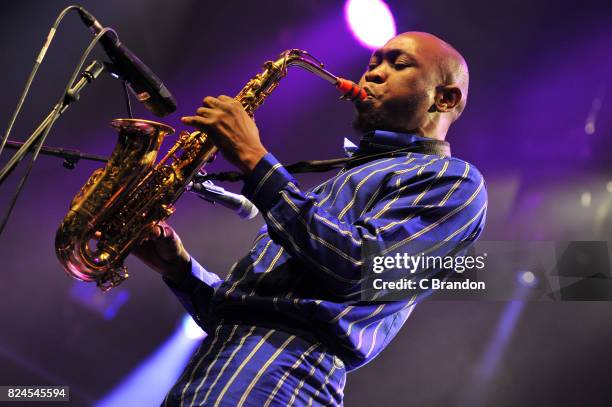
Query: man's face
[[353, 34, 440, 133]]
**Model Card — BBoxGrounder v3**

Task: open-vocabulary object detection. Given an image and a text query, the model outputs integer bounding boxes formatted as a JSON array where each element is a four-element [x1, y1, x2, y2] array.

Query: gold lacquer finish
[[55, 50, 338, 291]]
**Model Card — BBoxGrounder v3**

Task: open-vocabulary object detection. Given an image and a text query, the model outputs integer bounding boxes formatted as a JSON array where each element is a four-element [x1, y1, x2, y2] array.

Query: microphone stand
[[0, 60, 106, 183], [0, 60, 106, 235], [2, 140, 108, 169]]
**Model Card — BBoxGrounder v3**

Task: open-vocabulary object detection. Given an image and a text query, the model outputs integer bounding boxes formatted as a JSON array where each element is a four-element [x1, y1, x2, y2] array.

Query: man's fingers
[[181, 115, 213, 128], [140, 221, 173, 241], [180, 116, 225, 145], [202, 95, 218, 106], [202, 96, 214, 105], [131, 221, 189, 277], [158, 222, 176, 240], [195, 106, 216, 117], [150, 221, 175, 240], [218, 95, 233, 103], [139, 224, 159, 242]]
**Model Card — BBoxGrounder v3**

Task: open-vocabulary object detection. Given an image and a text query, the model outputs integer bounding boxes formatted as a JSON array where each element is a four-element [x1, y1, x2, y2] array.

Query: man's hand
[[132, 221, 191, 286], [181, 95, 268, 174]]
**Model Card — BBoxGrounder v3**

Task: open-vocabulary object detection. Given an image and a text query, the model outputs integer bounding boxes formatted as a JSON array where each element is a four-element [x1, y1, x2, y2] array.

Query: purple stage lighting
[[95, 315, 206, 406], [69, 281, 130, 320], [344, 0, 397, 49]]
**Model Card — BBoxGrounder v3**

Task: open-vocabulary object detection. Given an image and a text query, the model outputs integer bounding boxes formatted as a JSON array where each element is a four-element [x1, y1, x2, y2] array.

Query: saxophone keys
[[161, 204, 175, 217], [178, 130, 192, 142]]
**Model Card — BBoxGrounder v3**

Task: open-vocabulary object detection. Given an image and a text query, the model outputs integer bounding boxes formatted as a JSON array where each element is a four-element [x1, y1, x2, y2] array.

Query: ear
[[434, 85, 462, 113]]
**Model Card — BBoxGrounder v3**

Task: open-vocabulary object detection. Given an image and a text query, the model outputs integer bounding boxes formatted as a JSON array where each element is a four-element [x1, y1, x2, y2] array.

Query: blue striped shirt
[[166, 130, 487, 374]]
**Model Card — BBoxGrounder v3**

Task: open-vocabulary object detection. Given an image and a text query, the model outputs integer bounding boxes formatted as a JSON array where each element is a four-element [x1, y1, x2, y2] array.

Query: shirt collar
[[346, 130, 451, 157]]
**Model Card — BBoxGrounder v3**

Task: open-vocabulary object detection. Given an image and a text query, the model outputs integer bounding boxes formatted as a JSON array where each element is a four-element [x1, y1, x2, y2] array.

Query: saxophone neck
[[281, 49, 338, 85], [281, 50, 367, 101], [237, 49, 343, 115]]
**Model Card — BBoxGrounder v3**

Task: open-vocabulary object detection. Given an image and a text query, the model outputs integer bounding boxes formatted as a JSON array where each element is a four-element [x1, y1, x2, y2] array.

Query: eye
[[394, 62, 412, 70], [366, 63, 378, 71]]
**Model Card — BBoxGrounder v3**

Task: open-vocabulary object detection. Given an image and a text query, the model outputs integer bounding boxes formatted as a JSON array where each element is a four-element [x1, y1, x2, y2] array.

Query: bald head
[[355, 31, 470, 139], [395, 32, 470, 119]]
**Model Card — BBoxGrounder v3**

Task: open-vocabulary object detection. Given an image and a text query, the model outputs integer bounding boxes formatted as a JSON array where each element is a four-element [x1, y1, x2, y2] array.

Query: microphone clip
[[187, 175, 259, 220]]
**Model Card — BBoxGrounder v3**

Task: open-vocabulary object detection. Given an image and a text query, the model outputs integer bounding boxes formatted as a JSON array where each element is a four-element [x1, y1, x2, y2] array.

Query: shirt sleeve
[[162, 257, 224, 332], [242, 153, 488, 296]]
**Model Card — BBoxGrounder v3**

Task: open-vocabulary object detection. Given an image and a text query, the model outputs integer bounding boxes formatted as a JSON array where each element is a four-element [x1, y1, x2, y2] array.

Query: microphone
[[187, 180, 259, 220], [76, 8, 177, 117]]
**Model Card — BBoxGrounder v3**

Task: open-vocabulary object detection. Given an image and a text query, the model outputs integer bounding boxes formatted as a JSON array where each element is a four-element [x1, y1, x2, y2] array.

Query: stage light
[[518, 270, 537, 288], [344, 0, 397, 49], [581, 191, 592, 208], [95, 314, 205, 407], [182, 314, 206, 340], [463, 273, 531, 404]]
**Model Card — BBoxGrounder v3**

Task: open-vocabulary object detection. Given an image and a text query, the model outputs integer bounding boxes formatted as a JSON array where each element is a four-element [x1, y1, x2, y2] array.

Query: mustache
[[363, 87, 375, 97]]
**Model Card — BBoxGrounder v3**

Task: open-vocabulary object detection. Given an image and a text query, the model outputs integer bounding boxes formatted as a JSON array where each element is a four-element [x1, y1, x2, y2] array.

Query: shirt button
[[333, 355, 345, 370]]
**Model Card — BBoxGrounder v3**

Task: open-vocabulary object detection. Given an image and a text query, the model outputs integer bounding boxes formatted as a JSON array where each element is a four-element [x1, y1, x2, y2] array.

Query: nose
[[364, 65, 386, 84]]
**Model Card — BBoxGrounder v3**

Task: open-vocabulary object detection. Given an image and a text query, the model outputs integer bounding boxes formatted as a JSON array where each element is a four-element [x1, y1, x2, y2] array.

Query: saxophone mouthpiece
[[336, 78, 368, 102]]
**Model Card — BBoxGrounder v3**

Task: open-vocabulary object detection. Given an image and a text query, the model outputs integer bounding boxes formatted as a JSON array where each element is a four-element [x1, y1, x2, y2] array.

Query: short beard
[[352, 94, 427, 134], [352, 108, 386, 133]]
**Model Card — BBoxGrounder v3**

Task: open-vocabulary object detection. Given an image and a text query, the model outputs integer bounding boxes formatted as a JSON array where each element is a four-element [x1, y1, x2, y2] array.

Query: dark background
[[1, 0, 611, 405]]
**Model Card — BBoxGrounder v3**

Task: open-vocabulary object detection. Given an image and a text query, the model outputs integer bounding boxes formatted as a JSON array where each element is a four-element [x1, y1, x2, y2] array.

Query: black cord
[[0, 5, 81, 160], [0, 27, 115, 236], [196, 143, 446, 184], [196, 156, 377, 183]]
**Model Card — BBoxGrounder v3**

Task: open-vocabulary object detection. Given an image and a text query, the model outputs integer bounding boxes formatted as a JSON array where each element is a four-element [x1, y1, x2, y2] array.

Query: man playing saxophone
[[135, 32, 487, 406]]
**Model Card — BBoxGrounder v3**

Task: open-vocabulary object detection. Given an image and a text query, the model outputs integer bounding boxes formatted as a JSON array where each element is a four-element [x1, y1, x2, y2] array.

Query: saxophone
[[55, 49, 366, 291]]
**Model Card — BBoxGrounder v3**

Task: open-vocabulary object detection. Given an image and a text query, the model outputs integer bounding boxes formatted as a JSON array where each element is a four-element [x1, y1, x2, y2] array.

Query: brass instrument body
[[55, 50, 340, 291]]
